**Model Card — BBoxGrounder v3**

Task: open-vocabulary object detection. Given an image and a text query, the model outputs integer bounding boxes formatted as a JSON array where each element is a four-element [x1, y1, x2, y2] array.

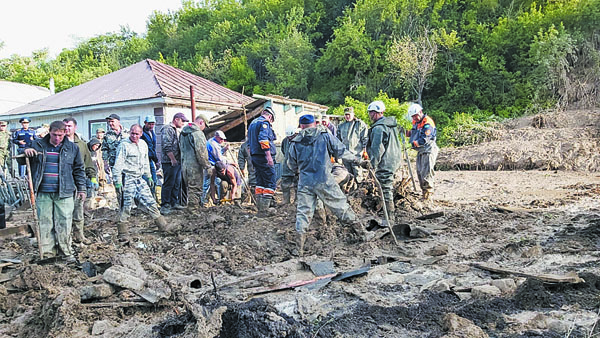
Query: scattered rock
[[211, 251, 222, 261], [410, 225, 433, 238], [446, 264, 470, 274], [521, 245, 543, 258], [491, 278, 517, 294], [425, 244, 449, 256], [421, 279, 453, 292], [442, 313, 489, 338], [91, 320, 113, 335], [471, 285, 502, 298], [80, 283, 114, 301]]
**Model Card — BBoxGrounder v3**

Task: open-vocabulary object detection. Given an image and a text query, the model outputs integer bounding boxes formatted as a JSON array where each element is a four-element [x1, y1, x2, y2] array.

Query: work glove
[[361, 150, 369, 160], [90, 177, 99, 190]]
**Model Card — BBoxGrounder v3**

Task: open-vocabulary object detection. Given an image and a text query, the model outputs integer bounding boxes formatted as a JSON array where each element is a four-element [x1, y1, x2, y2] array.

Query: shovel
[[13, 153, 42, 258], [365, 165, 399, 246], [400, 128, 417, 191]]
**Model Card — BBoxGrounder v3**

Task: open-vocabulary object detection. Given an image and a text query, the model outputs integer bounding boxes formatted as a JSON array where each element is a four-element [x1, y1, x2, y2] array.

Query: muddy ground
[[1, 109, 599, 337]]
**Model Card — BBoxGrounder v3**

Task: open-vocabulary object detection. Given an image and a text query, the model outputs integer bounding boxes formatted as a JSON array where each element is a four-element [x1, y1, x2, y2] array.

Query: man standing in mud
[[102, 114, 129, 170], [179, 115, 210, 207], [247, 107, 277, 211], [112, 125, 169, 242], [288, 114, 369, 255], [0, 121, 11, 173], [160, 113, 188, 214], [366, 101, 402, 222], [407, 103, 439, 201], [63, 117, 97, 245], [20, 121, 86, 263], [337, 107, 369, 183]]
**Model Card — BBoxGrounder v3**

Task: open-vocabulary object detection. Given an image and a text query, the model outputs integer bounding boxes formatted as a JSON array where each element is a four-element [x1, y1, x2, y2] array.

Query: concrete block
[[471, 285, 501, 299], [103, 266, 145, 291], [491, 278, 517, 293], [80, 283, 114, 301]]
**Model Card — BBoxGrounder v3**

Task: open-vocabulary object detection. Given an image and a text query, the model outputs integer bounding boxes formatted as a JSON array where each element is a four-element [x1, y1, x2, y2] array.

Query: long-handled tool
[[13, 153, 42, 258], [400, 128, 418, 191], [365, 166, 399, 246]]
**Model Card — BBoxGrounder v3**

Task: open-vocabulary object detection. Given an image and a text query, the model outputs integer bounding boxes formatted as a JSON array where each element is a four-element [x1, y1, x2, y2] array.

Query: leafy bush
[[438, 112, 503, 147]]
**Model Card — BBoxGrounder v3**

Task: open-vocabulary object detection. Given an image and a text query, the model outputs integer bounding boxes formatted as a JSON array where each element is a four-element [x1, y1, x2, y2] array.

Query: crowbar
[[400, 128, 418, 191]]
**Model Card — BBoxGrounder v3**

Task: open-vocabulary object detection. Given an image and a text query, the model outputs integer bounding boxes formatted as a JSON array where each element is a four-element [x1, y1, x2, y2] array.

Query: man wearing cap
[[112, 125, 170, 242], [63, 117, 97, 245], [337, 107, 369, 182], [321, 115, 337, 137], [0, 121, 11, 171], [160, 112, 187, 215], [288, 114, 368, 255], [366, 101, 402, 221], [406, 103, 439, 201], [141, 116, 159, 196], [180, 115, 210, 207], [203, 129, 229, 205], [19, 121, 86, 262], [13, 117, 36, 177], [102, 114, 129, 169], [247, 107, 277, 211], [210, 161, 241, 204], [95, 128, 106, 142]]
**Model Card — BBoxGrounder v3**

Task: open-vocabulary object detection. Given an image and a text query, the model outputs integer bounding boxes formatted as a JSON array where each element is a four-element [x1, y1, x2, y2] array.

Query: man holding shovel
[[366, 101, 402, 223], [19, 121, 86, 263]]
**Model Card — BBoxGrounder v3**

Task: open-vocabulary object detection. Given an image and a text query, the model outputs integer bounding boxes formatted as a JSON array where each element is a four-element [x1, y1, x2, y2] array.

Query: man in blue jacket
[[407, 103, 439, 201], [247, 107, 277, 211], [19, 121, 86, 262], [13, 117, 36, 177], [141, 115, 159, 196]]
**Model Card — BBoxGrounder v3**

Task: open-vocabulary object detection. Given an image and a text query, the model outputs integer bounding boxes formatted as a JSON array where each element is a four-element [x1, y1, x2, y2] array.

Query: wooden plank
[[81, 301, 153, 308], [218, 106, 263, 133], [472, 263, 584, 284], [0, 225, 28, 237]]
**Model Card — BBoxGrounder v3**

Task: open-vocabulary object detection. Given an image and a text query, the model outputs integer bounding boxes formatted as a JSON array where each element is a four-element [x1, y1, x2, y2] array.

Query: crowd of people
[[3, 100, 438, 261]]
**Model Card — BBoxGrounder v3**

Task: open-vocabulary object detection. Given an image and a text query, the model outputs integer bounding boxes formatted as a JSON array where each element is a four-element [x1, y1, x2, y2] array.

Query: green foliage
[[437, 112, 502, 147], [1, 0, 599, 147]]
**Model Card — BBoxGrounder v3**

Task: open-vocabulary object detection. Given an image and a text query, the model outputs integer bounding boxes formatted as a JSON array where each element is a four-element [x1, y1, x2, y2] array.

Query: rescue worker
[[366, 101, 402, 222], [63, 117, 97, 245], [13, 117, 36, 177], [210, 161, 241, 204], [337, 107, 369, 182], [141, 116, 159, 196], [203, 130, 229, 205], [112, 124, 169, 242], [237, 138, 256, 200], [19, 121, 86, 262], [247, 107, 277, 211], [288, 114, 368, 255], [281, 126, 299, 204], [160, 113, 187, 214], [102, 114, 129, 169], [0, 121, 11, 172], [321, 115, 337, 137], [179, 115, 210, 207], [407, 103, 439, 201]]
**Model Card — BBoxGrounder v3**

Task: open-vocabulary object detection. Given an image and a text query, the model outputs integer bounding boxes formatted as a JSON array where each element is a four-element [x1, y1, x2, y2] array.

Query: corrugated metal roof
[[4, 59, 254, 116]]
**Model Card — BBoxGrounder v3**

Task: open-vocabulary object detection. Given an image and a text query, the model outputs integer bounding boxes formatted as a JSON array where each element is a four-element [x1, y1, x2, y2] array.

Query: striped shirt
[[39, 143, 62, 193]]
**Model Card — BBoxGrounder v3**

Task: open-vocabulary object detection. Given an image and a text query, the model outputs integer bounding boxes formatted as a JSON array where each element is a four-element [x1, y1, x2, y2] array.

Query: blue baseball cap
[[144, 115, 156, 123]]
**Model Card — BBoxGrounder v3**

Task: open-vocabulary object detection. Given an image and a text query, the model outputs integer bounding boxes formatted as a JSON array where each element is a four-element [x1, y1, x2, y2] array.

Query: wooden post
[[190, 85, 196, 122], [241, 86, 248, 139]]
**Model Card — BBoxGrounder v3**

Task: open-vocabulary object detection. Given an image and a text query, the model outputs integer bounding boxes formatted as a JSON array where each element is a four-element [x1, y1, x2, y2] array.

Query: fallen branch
[[472, 263, 584, 284], [81, 301, 154, 308]]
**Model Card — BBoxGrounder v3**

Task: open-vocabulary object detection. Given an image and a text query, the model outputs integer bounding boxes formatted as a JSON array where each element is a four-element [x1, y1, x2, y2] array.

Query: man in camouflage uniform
[[112, 125, 169, 242], [63, 117, 97, 245], [102, 114, 129, 170], [337, 107, 369, 182], [179, 115, 210, 207], [0, 121, 11, 172]]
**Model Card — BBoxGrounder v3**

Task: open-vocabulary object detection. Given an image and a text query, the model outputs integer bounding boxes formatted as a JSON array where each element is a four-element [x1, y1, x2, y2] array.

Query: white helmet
[[367, 101, 385, 113], [408, 103, 423, 117], [285, 125, 297, 137]]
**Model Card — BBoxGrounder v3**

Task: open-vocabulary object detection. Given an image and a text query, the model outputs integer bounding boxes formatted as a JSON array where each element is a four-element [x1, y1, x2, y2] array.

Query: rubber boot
[[385, 200, 396, 224], [154, 216, 171, 233], [296, 233, 306, 257], [314, 207, 327, 224], [282, 190, 291, 204], [256, 195, 269, 213], [117, 221, 130, 243], [73, 227, 92, 245]]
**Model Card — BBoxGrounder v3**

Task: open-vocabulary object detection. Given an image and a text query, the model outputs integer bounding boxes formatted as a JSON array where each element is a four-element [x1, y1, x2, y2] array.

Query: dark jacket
[[141, 127, 158, 163], [18, 135, 86, 198], [161, 123, 180, 163], [248, 116, 276, 156], [367, 116, 402, 175], [73, 134, 97, 179]]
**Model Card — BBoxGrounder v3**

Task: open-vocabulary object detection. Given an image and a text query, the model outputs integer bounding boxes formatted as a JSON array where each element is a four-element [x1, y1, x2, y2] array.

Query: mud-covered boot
[[349, 220, 368, 241], [73, 228, 92, 245], [154, 216, 172, 233], [282, 190, 291, 204], [117, 221, 130, 243], [296, 233, 306, 256], [384, 200, 396, 224], [314, 207, 327, 224]]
